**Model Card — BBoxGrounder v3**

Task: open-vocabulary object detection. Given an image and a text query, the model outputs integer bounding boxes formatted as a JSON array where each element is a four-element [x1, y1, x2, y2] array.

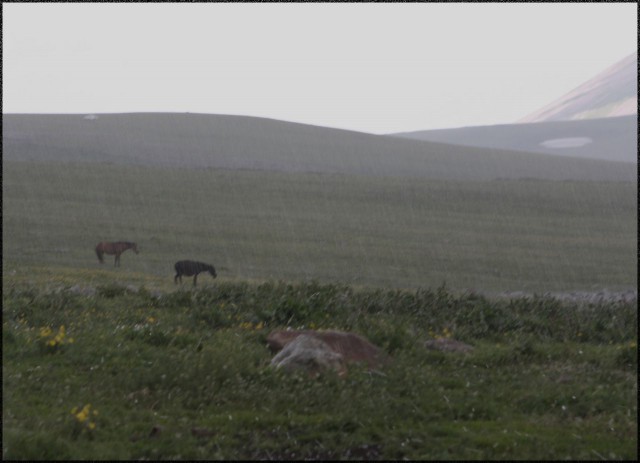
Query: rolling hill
[[391, 53, 637, 163], [2, 113, 635, 181], [3, 111, 636, 292], [392, 115, 637, 163]]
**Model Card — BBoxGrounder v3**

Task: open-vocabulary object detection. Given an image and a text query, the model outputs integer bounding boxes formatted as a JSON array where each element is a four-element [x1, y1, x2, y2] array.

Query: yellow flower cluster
[[429, 326, 453, 340], [616, 341, 637, 349], [39, 325, 74, 350], [71, 403, 98, 431], [239, 321, 264, 330]]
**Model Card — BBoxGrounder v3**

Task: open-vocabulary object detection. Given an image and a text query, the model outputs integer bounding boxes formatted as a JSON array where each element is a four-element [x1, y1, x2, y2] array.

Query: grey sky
[[3, 3, 637, 134]]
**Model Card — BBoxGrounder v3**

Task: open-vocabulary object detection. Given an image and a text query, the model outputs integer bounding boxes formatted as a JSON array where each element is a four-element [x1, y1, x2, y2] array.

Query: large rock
[[266, 329, 389, 369], [270, 334, 347, 377]]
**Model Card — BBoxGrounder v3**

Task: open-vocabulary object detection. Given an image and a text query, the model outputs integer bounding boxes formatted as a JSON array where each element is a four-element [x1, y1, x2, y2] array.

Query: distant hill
[[519, 52, 637, 123], [392, 115, 637, 163], [3, 113, 635, 181], [392, 53, 637, 163]]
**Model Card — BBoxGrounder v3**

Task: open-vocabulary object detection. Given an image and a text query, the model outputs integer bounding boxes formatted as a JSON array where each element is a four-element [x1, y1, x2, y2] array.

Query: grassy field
[[3, 160, 637, 293], [2, 273, 637, 460]]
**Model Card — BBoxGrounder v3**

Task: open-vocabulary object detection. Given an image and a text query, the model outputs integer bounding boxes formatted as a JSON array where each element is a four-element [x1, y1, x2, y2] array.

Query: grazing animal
[[174, 260, 217, 286], [95, 241, 139, 267], [266, 329, 390, 369]]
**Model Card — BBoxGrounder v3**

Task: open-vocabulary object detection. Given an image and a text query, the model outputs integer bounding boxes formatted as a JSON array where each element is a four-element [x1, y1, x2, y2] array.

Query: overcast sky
[[3, 3, 637, 134]]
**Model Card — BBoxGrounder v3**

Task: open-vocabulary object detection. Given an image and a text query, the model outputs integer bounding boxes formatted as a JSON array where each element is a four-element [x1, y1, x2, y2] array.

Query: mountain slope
[[3, 113, 635, 181], [392, 53, 637, 163], [519, 52, 637, 123], [392, 115, 637, 163]]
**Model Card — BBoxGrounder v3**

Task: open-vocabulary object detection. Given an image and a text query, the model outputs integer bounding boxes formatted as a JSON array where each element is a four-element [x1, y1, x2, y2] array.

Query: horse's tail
[[95, 244, 104, 263]]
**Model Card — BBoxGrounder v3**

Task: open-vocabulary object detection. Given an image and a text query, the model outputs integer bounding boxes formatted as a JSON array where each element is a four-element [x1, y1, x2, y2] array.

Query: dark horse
[[174, 260, 217, 286], [95, 241, 139, 267]]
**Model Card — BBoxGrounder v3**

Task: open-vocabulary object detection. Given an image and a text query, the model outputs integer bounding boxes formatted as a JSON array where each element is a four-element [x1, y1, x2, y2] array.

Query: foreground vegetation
[[3, 271, 637, 460]]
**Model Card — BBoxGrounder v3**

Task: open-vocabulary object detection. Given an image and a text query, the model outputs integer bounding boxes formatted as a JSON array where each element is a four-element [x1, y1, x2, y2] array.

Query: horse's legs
[[95, 245, 104, 264], [175, 274, 181, 284], [193, 274, 198, 287]]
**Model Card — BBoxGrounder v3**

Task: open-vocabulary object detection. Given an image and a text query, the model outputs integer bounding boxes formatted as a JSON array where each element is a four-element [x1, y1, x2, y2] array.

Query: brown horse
[[95, 241, 139, 267]]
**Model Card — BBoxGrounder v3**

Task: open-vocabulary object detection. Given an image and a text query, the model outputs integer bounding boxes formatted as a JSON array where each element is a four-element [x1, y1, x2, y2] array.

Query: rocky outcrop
[[270, 334, 347, 377], [266, 329, 389, 369]]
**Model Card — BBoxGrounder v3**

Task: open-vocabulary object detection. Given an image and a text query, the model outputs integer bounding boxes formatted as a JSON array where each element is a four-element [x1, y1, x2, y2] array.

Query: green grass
[[2, 274, 637, 460], [3, 161, 636, 292]]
